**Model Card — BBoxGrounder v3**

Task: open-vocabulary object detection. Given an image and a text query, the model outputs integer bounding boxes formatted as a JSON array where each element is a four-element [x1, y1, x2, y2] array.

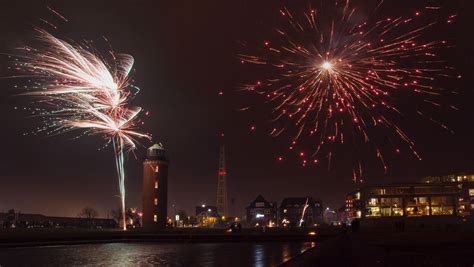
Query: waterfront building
[[279, 197, 323, 227], [142, 143, 169, 230], [195, 205, 219, 227], [345, 172, 474, 228], [245, 195, 277, 227]]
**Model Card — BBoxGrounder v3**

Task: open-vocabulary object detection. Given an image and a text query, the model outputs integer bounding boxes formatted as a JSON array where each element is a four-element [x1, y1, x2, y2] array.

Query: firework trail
[[299, 197, 309, 227], [239, 1, 458, 178], [15, 29, 150, 230]]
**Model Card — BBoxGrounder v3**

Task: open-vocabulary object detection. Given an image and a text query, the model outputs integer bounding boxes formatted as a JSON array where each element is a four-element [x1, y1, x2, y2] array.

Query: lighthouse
[[142, 143, 169, 229]]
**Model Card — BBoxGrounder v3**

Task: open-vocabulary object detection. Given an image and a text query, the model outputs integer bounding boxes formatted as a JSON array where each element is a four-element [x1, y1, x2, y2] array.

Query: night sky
[[0, 0, 473, 218]]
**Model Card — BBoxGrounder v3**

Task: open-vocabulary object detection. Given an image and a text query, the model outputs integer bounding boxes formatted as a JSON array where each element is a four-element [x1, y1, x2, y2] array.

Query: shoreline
[[0, 228, 339, 248]]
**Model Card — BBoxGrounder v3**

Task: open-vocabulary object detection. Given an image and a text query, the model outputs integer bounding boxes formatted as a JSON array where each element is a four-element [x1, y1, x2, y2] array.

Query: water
[[0, 242, 316, 267]]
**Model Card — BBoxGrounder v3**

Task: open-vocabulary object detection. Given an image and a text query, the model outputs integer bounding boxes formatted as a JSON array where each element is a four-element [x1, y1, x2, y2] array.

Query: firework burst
[[240, 1, 458, 180], [15, 28, 150, 230]]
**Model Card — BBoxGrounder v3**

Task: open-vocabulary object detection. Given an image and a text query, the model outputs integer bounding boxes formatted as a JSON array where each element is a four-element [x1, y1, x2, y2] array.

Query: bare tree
[[78, 206, 99, 219], [177, 210, 189, 225], [111, 208, 122, 224]]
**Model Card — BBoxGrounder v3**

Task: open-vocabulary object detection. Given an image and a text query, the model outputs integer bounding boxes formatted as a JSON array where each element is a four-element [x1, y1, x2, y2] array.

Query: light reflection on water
[[254, 244, 265, 267], [281, 244, 292, 263], [0, 242, 316, 267]]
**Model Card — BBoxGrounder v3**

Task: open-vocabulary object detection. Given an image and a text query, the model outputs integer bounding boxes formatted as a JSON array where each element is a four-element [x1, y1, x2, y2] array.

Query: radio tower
[[216, 142, 228, 217]]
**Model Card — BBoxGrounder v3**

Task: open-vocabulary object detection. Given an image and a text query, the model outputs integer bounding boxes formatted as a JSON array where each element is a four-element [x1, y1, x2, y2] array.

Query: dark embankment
[[0, 227, 342, 248], [282, 229, 474, 266]]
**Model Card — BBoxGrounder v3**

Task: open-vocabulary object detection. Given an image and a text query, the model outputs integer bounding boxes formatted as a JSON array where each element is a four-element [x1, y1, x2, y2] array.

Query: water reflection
[[0, 242, 315, 267], [254, 244, 265, 267], [281, 244, 292, 263], [281, 242, 316, 265]]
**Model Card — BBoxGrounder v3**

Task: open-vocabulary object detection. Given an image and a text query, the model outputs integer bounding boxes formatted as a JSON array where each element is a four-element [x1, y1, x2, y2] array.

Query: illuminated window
[[431, 196, 454, 216], [153, 215, 157, 222], [154, 198, 158, 206], [155, 181, 158, 189], [366, 207, 381, 217], [406, 197, 429, 216], [355, 192, 361, 200], [380, 207, 391, 216], [366, 198, 379, 207], [392, 207, 404, 216], [380, 198, 403, 217], [431, 206, 454, 215], [469, 189, 474, 196]]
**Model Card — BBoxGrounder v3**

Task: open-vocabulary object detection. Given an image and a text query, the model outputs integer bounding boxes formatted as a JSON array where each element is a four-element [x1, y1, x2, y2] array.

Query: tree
[[177, 210, 189, 225], [6, 209, 15, 220], [3, 209, 16, 228], [111, 208, 122, 225], [78, 206, 98, 219], [189, 216, 198, 227]]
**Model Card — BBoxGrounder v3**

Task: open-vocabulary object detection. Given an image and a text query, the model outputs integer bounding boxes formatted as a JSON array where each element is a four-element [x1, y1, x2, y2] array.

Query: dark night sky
[[0, 0, 473, 218]]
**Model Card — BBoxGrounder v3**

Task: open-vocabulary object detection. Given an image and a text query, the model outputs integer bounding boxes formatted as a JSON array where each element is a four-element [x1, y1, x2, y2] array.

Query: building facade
[[245, 195, 277, 227], [142, 143, 169, 230], [195, 205, 219, 227], [345, 173, 474, 227], [279, 197, 323, 227], [216, 144, 228, 217]]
